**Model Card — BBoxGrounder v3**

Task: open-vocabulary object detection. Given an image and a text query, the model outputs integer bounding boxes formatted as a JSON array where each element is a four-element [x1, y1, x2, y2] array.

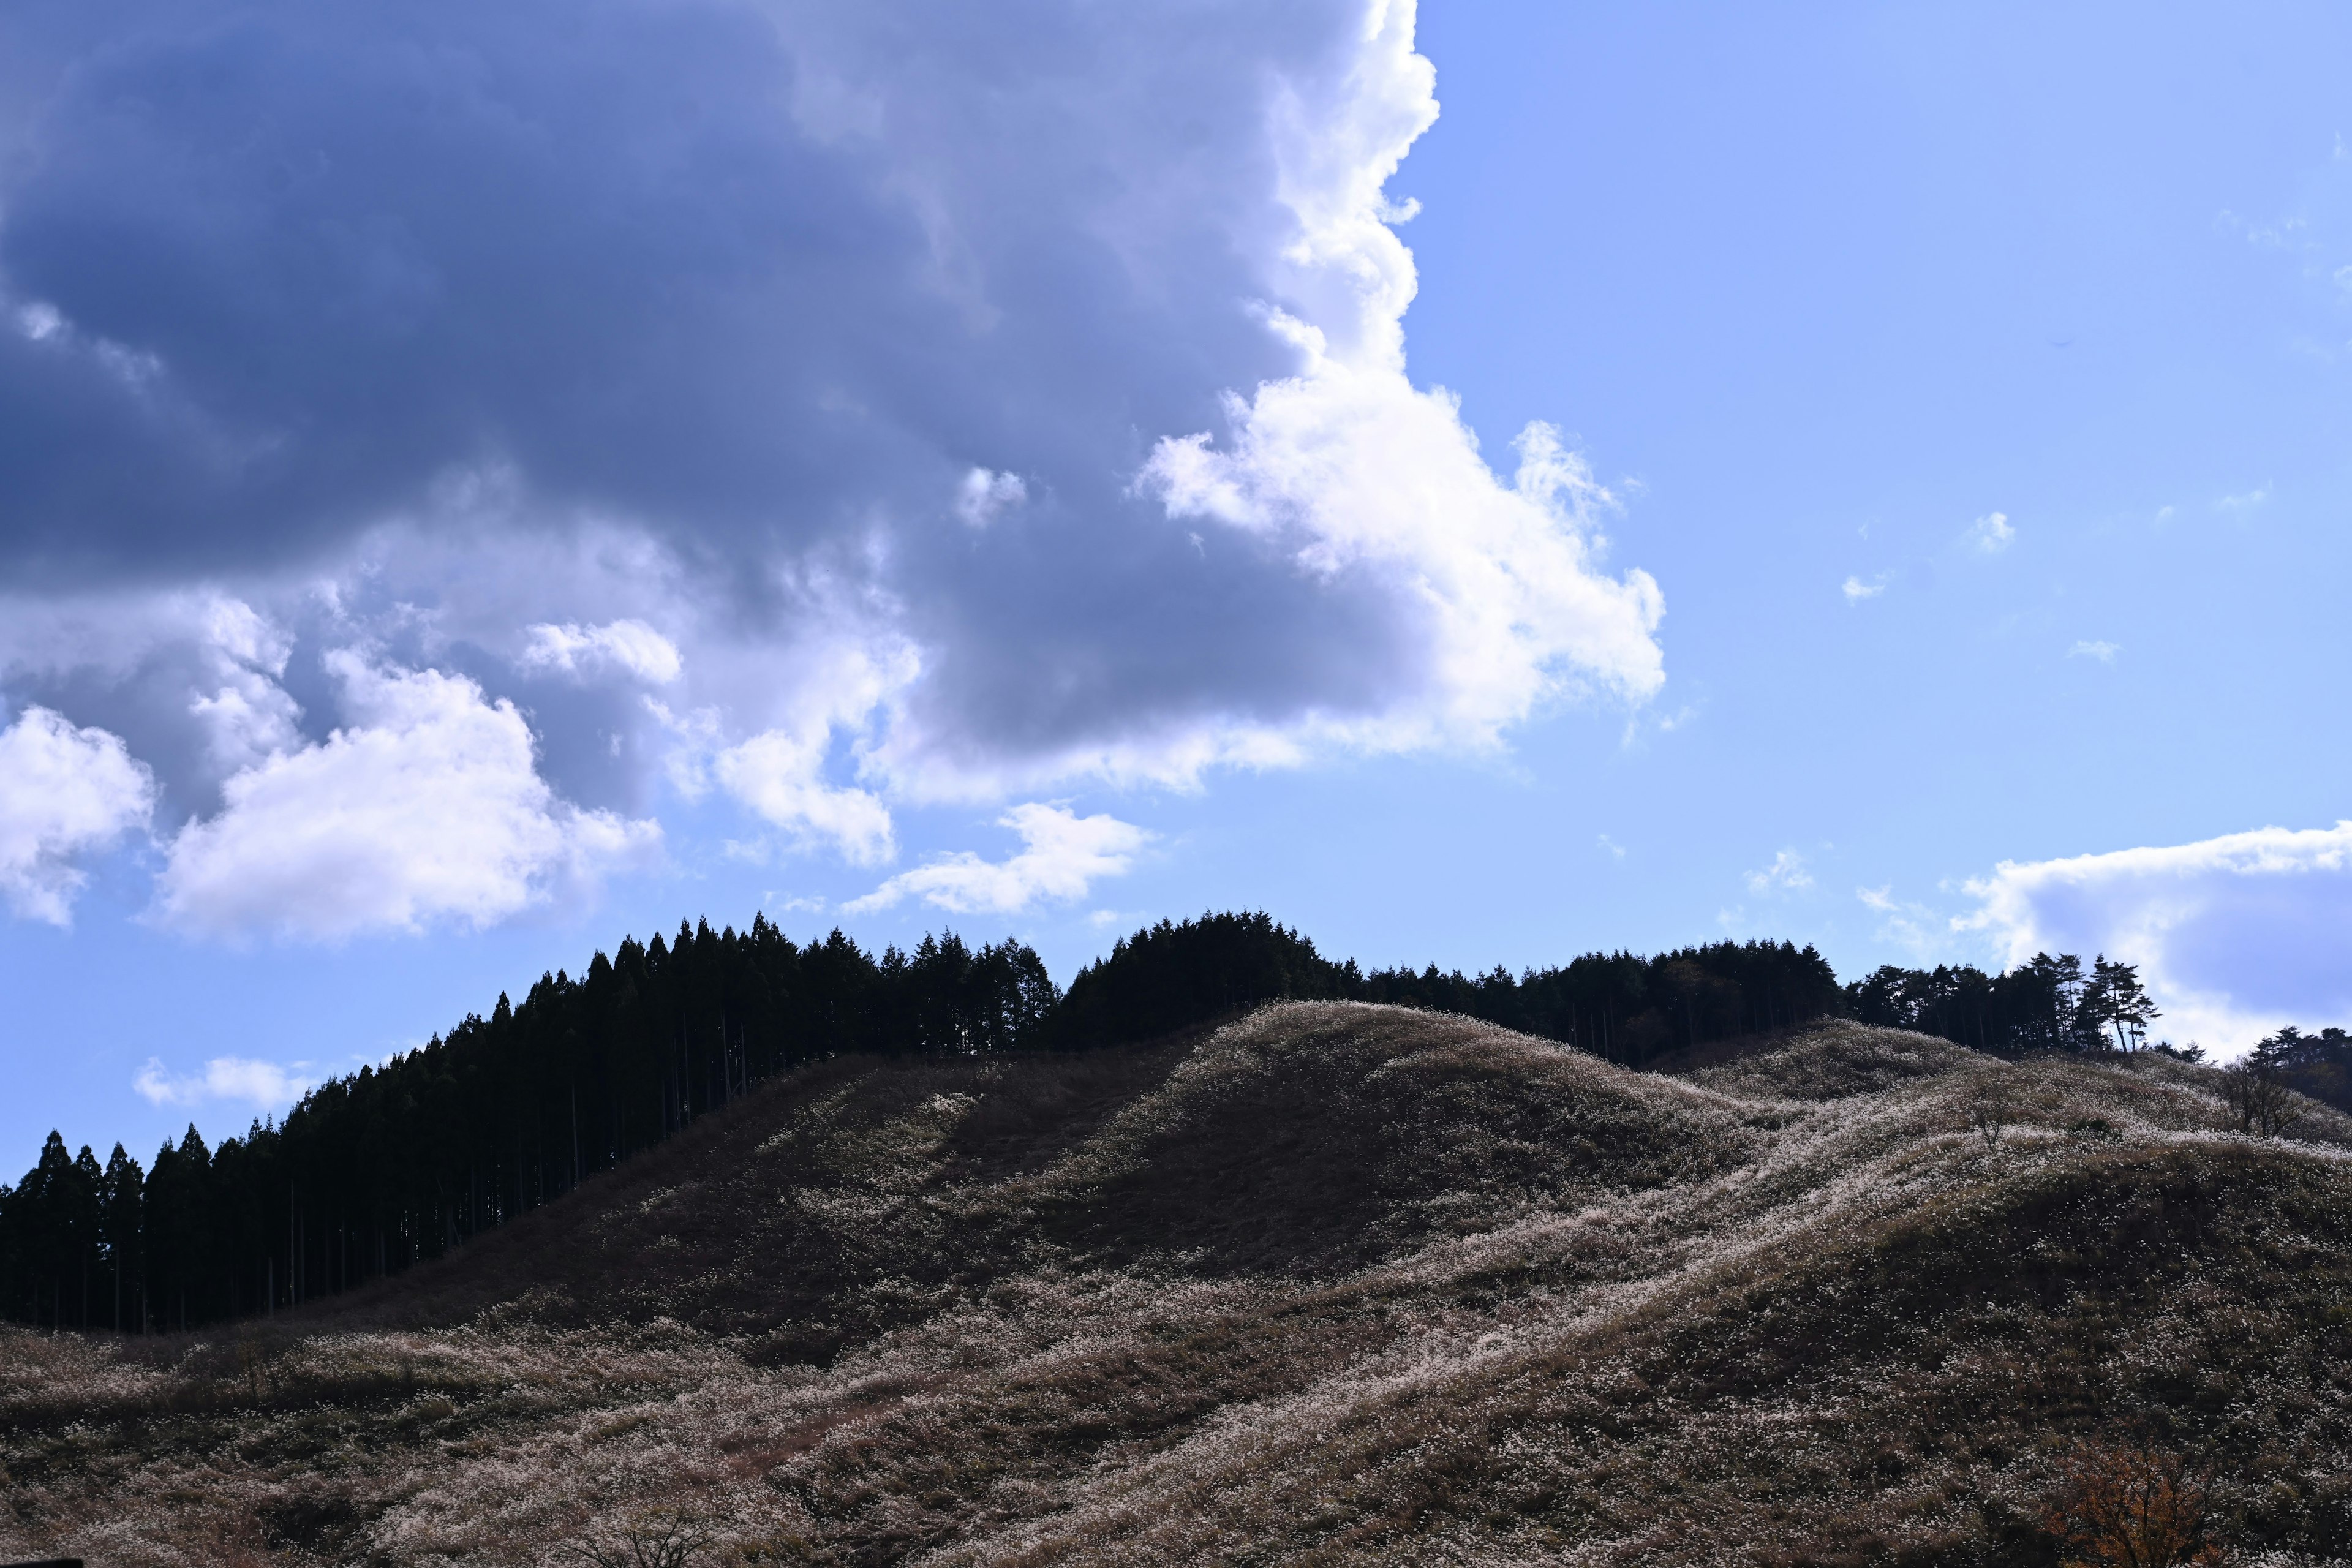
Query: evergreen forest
[[4, 909, 2337, 1333]]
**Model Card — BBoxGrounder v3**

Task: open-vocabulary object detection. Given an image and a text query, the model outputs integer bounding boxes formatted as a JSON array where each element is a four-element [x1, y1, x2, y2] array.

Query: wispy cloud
[[1842, 574, 1888, 603], [1966, 511, 2014, 553], [518, 620, 682, 685], [2068, 639, 2120, 663], [2216, 484, 2271, 514], [1745, 849, 1812, 894], [1856, 884, 1947, 959]]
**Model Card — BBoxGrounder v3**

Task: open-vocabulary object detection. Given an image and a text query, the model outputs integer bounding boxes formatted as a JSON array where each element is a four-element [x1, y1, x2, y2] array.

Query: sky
[[6, 0, 2352, 1172]]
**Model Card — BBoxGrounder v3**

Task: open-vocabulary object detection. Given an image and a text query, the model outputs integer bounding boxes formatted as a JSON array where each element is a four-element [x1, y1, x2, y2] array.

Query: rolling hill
[[5, 1005, 2350, 1566]]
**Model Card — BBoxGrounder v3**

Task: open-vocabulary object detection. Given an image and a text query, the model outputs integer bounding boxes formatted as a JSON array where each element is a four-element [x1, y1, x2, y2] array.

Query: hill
[[4, 1006, 2350, 1566]]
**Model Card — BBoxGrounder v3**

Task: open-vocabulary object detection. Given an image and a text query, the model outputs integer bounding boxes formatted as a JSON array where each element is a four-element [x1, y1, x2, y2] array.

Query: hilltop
[[5, 1005, 2351, 1566]]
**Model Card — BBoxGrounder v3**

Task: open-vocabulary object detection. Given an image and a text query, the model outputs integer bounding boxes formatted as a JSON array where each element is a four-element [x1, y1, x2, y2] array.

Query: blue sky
[[7, 0, 2352, 1171]]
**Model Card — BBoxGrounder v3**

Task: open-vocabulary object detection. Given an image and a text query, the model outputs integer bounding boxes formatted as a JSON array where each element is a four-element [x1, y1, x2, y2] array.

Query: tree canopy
[[0, 913, 2194, 1333]]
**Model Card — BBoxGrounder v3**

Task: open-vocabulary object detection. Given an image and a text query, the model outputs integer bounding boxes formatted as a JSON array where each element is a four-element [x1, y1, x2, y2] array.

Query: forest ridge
[[5, 910, 2348, 1334]]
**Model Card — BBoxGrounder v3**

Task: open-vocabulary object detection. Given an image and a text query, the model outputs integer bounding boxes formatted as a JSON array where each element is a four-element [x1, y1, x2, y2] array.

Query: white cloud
[[518, 619, 682, 684], [704, 633, 917, 867], [2217, 484, 2271, 513], [134, 1055, 315, 1111], [1745, 849, 1812, 894], [1126, 3, 1663, 758], [1962, 822, 2352, 1055], [1145, 402, 1664, 753], [846, 802, 1150, 915], [2069, 639, 2119, 663], [954, 468, 1027, 528], [715, 729, 897, 869], [1597, 833, 1626, 861], [0, 706, 158, 924], [1966, 510, 2013, 552], [1842, 574, 1887, 603], [154, 652, 658, 940]]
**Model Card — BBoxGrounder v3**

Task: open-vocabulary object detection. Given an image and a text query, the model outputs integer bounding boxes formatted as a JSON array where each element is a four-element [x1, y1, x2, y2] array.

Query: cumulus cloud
[[714, 729, 897, 868], [134, 1054, 315, 1110], [0, 0, 1665, 928], [154, 652, 658, 940], [1962, 822, 2352, 1054], [0, 706, 157, 923], [846, 802, 1150, 915]]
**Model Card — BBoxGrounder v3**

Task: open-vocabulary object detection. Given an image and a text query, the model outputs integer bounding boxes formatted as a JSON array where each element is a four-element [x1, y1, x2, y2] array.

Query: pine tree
[[100, 1144, 145, 1333]]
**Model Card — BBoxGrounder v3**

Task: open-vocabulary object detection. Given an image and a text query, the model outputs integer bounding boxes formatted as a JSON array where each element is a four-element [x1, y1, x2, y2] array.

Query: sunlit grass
[[6, 1007, 2350, 1565]]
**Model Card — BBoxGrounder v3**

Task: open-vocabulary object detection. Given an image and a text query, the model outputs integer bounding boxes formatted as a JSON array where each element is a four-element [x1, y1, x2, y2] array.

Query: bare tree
[[560, 1511, 714, 1568], [2041, 1442, 2218, 1566], [1969, 1090, 2012, 1152], [2222, 1039, 2306, 1138]]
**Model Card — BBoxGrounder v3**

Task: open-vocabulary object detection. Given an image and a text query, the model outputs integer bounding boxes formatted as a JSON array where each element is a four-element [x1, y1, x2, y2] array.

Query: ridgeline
[[4, 911, 2348, 1337], [3, 1003, 2348, 1565]]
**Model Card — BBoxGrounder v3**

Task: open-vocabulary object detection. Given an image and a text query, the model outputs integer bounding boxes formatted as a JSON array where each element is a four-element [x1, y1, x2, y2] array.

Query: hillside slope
[[5, 1006, 2350, 1567]]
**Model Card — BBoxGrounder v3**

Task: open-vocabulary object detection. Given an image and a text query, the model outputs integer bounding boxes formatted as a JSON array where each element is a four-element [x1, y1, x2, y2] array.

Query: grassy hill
[[5, 1005, 2350, 1566]]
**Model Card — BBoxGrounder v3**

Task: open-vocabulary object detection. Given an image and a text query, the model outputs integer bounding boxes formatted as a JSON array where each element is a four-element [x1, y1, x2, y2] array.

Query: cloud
[[714, 729, 897, 868], [1745, 849, 1812, 894], [2068, 639, 2119, 663], [955, 469, 1027, 529], [1142, 400, 1665, 753], [1856, 883, 1945, 959], [1842, 574, 1887, 603], [134, 1054, 315, 1110], [153, 652, 658, 940], [1966, 510, 2013, 552], [2217, 485, 2271, 513], [0, 706, 156, 924], [0, 0, 1666, 921], [1962, 822, 2352, 1054], [846, 802, 1150, 915], [518, 620, 682, 685], [702, 631, 917, 865]]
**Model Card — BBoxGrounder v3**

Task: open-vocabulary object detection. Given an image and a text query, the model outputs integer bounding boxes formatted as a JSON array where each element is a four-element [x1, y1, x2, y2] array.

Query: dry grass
[[6, 1006, 2350, 1566]]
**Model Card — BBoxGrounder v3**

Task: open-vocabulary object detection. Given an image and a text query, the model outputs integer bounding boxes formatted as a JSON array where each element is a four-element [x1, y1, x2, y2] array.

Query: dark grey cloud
[[0, 0, 1307, 577], [0, 0, 1668, 932]]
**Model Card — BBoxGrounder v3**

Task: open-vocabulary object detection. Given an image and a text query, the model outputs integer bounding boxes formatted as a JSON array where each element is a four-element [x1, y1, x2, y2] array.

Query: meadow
[[5, 1005, 2349, 1566]]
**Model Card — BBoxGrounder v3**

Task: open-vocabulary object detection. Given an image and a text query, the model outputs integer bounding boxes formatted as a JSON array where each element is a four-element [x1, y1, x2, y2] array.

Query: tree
[[2041, 1444, 2218, 1567], [2079, 957, 2158, 1054], [2222, 1037, 2305, 1138], [99, 1144, 145, 1333], [1969, 1088, 2012, 1152]]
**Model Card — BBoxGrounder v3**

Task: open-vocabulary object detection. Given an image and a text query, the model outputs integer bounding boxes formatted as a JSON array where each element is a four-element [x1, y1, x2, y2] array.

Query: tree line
[[0, 910, 2280, 1335], [1844, 952, 2167, 1056]]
